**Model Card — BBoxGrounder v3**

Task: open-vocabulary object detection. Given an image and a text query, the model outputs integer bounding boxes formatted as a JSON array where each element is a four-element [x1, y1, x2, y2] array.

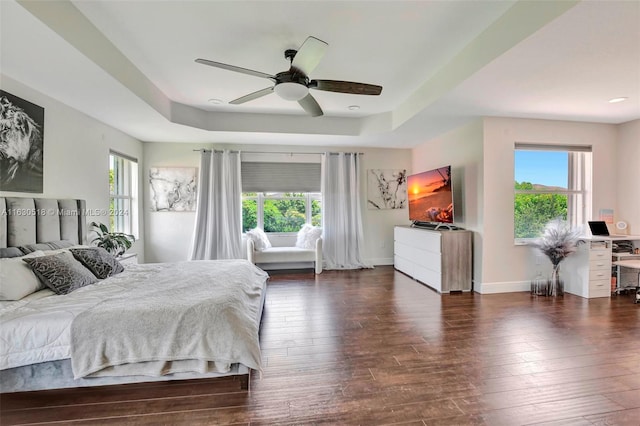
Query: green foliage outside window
[[311, 199, 321, 227], [242, 199, 257, 232], [264, 198, 305, 232], [242, 192, 321, 233], [109, 169, 115, 231], [514, 181, 567, 239]]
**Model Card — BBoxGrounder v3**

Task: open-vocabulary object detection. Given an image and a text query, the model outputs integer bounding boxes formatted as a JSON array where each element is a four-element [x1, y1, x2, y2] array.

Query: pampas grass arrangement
[[533, 219, 582, 296]]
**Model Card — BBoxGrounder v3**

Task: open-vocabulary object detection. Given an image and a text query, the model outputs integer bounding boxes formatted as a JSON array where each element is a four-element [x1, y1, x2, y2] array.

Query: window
[[514, 144, 592, 242], [242, 192, 321, 233], [240, 160, 322, 233], [109, 152, 138, 236]]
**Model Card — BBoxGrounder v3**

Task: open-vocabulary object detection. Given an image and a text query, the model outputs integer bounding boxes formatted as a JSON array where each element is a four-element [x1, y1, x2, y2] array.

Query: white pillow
[[246, 228, 272, 251], [0, 250, 47, 300], [295, 224, 322, 250]]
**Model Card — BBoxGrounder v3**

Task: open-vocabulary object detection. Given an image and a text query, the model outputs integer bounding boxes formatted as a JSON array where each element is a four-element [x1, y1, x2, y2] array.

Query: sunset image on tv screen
[[408, 166, 453, 223]]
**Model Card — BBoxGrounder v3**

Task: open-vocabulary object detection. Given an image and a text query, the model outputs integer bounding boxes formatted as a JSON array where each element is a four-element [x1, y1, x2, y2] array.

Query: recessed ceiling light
[[608, 97, 628, 103], [348, 105, 360, 111], [208, 98, 223, 105]]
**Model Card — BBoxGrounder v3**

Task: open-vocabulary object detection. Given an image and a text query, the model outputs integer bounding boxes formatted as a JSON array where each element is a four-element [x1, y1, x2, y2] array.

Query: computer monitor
[[588, 221, 610, 236]]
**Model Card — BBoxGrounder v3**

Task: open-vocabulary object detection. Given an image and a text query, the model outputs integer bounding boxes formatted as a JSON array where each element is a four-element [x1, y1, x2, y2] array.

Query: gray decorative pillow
[[70, 247, 124, 279], [23, 252, 98, 295], [0, 247, 25, 258], [19, 240, 75, 254]]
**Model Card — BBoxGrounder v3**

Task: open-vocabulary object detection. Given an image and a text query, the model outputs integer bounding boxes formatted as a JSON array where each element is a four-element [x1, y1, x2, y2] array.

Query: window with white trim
[[109, 152, 138, 236], [241, 161, 321, 233], [514, 144, 592, 242]]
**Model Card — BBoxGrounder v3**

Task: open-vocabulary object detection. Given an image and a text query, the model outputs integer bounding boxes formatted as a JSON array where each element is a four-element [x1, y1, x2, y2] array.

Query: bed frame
[[0, 197, 261, 393]]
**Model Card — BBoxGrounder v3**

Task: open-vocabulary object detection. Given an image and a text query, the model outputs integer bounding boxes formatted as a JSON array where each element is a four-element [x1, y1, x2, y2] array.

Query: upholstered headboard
[[0, 197, 87, 252]]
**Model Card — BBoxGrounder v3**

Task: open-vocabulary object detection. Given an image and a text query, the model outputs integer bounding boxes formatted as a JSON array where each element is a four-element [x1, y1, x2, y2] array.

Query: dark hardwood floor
[[2, 266, 639, 425]]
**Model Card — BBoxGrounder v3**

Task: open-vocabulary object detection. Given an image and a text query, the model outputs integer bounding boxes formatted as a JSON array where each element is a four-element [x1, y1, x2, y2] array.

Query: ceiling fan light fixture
[[274, 82, 309, 101], [608, 97, 628, 103], [208, 98, 223, 105], [348, 105, 360, 111]]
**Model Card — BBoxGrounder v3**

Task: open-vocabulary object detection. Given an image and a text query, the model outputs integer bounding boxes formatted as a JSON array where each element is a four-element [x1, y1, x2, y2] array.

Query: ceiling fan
[[195, 36, 382, 117]]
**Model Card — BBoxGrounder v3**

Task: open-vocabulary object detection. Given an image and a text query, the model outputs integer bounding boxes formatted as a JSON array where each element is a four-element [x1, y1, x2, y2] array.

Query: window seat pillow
[[245, 228, 272, 251], [295, 224, 322, 249]]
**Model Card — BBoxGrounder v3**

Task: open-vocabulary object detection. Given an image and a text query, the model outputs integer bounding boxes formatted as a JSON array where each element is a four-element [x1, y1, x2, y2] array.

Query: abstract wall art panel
[[367, 169, 407, 210], [149, 167, 197, 212]]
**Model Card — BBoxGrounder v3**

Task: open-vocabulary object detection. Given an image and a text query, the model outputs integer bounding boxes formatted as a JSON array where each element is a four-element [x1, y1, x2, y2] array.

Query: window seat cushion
[[252, 246, 316, 264]]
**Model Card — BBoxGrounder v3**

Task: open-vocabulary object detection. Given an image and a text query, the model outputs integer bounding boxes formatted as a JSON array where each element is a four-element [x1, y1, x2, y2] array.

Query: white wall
[[0, 75, 145, 260], [142, 142, 207, 263], [411, 120, 485, 289], [410, 116, 627, 294], [481, 117, 618, 293], [143, 142, 411, 264], [616, 119, 640, 235]]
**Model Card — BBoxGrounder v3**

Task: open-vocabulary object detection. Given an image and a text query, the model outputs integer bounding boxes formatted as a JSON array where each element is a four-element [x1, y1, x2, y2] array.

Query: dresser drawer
[[588, 280, 611, 298], [589, 249, 610, 261], [589, 269, 610, 281], [589, 258, 611, 271], [589, 278, 610, 291]]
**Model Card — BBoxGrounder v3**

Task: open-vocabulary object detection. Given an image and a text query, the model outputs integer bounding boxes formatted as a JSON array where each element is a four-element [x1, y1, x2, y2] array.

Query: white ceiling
[[1, 0, 638, 148]]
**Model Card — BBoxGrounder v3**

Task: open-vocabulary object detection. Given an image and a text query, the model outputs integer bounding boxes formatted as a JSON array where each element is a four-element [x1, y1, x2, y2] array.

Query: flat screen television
[[407, 165, 454, 226]]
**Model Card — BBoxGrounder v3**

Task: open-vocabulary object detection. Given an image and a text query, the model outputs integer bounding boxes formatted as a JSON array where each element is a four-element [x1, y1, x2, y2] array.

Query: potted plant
[[533, 219, 582, 296], [90, 222, 135, 257]]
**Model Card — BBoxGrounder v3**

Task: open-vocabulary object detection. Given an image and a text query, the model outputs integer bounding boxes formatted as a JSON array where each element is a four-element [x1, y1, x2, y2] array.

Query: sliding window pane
[[311, 199, 322, 227], [242, 199, 258, 232]]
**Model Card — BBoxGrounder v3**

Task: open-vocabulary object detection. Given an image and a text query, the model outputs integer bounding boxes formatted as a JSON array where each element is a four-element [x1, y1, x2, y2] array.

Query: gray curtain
[[190, 150, 242, 260], [321, 152, 372, 269]]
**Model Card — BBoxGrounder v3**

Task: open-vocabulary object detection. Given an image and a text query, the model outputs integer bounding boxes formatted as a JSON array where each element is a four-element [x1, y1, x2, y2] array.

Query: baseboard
[[369, 257, 394, 266], [475, 280, 530, 294]]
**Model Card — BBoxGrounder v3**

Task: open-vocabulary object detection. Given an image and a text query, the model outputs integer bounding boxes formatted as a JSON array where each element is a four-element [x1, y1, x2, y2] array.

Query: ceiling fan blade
[[298, 93, 323, 117], [291, 36, 328, 76], [310, 80, 382, 96], [195, 58, 275, 80], [229, 86, 274, 105]]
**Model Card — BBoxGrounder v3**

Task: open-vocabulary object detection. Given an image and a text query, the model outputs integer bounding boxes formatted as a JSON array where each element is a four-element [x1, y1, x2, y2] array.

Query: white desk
[[606, 235, 640, 240], [564, 235, 640, 299], [564, 238, 612, 298]]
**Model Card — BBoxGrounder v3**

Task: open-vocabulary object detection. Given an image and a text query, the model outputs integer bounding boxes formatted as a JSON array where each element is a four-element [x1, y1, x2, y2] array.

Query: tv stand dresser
[[394, 226, 472, 293]]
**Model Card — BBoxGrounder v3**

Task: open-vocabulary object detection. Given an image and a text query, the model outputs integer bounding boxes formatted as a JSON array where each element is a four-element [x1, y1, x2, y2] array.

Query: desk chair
[[612, 259, 640, 304]]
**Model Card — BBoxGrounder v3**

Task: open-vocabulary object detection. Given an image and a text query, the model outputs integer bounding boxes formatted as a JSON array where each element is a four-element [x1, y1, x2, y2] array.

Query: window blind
[[514, 143, 592, 152], [241, 162, 321, 192]]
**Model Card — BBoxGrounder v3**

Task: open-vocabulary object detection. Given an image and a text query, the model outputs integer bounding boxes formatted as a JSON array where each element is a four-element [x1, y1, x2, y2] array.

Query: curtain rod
[[192, 149, 364, 155]]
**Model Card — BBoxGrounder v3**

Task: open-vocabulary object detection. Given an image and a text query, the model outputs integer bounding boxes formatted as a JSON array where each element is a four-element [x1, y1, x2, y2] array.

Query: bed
[[0, 197, 268, 393]]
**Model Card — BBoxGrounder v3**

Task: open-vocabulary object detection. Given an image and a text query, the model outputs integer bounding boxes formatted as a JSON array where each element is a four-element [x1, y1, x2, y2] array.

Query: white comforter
[[0, 260, 267, 373]]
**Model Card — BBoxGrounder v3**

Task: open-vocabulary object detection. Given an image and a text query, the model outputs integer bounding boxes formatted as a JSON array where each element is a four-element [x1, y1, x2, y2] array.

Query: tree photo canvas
[[0, 91, 44, 193]]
